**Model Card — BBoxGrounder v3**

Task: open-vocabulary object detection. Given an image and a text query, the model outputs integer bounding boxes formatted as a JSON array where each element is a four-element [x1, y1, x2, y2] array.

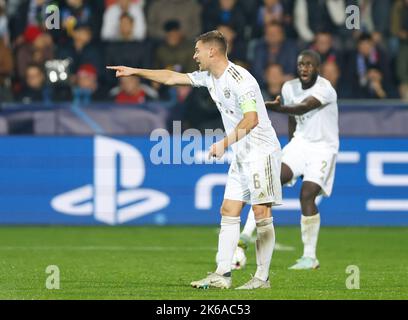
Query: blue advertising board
[[0, 135, 407, 226]]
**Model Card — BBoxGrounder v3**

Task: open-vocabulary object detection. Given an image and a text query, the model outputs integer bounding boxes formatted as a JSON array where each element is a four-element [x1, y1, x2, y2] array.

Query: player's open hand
[[266, 95, 281, 111], [106, 66, 135, 78], [208, 141, 225, 160]]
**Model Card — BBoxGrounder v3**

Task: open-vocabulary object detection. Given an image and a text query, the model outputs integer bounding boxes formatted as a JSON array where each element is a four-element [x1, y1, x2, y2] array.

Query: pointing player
[[234, 50, 339, 270], [107, 31, 282, 289]]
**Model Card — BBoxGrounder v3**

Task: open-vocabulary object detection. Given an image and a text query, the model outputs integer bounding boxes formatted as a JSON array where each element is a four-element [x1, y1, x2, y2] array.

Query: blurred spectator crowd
[[0, 0, 408, 130]]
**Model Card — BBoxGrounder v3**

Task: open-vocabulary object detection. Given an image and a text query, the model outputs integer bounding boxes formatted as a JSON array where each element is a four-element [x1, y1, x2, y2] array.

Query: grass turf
[[0, 226, 407, 300]]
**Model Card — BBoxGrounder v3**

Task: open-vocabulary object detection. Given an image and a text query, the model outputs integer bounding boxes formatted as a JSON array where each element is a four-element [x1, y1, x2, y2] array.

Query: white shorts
[[224, 151, 283, 205], [282, 139, 337, 197]]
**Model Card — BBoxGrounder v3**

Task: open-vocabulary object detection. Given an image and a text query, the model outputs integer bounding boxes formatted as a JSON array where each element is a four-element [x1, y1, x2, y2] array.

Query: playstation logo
[[51, 136, 170, 225]]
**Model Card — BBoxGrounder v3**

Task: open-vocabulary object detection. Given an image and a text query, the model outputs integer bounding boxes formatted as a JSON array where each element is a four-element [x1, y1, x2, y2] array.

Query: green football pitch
[[0, 226, 407, 300]]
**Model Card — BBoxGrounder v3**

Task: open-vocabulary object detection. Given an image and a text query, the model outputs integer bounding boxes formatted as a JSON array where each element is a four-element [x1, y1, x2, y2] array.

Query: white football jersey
[[187, 61, 281, 162], [281, 76, 339, 152]]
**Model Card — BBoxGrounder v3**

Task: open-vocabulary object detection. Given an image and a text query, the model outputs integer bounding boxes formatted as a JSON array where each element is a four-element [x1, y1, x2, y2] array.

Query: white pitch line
[[0, 246, 216, 251]]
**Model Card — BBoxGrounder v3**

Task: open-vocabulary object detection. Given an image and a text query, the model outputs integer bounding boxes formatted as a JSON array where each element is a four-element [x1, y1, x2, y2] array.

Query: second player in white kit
[[235, 50, 339, 271]]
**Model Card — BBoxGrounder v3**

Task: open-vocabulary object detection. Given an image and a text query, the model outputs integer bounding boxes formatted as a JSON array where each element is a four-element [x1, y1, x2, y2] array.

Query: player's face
[[297, 55, 318, 85], [193, 41, 210, 71]]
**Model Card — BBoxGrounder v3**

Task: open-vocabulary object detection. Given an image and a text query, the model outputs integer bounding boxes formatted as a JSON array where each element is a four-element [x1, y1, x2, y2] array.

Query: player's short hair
[[299, 49, 321, 67], [195, 30, 228, 55]]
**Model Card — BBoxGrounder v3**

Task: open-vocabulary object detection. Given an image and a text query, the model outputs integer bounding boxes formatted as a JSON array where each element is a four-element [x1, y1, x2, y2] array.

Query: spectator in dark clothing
[[15, 25, 54, 81], [8, 0, 55, 43], [202, 0, 247, 37], [216, 23, 248, 67], [261, 63, 285, 101], [57, 23, 103, 78], [309, 31, 341, 65], [18, 63, 51, 104], [250, 22, 298, 86], [0, 37, 13, 102], [344, 33, 393, 99], [391, 0, 408, 100], [104, 14, 152, 88], [154, 20, 195, 73], [153, 20, 195, 101], [61, 0, 100, 41], [294, 0, 346, 43], [320, 60, 349, 98], [252, 0, 296, 38]]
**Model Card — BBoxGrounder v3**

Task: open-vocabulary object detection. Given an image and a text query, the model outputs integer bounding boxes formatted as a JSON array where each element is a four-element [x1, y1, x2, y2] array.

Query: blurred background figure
[[153, 20, 195, 101], [250, 22, 297, 86], [17, 63, 51, 104], [294, 0, 346, 44], [261, 63, 285, 101], [391, 0, 408, 100], [0, 0, 9, 45], [320, 61, 346, 98], [252, 0, 296, 39], [103, 12, 152, 89], [154, 20, 195, 73], [202, 0, 246, 37], [0, 9, 13, 102], [72, 63, 106, 105], [114, 76, 146, 104], [310, 31, 341, 65], [61, 0, 99, 40], [101, 0, 146, 41], [15, 25, 54, 81], [147, 0, 202, 40], [57, 23, 102, 79], [344, 33, 393, 99], [216, 23, 247, 68], [111, 76, 158, 104]]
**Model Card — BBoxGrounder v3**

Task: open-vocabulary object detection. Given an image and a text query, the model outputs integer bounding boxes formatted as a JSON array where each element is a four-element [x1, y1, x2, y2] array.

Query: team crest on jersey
[[223, 88, 231, 99]]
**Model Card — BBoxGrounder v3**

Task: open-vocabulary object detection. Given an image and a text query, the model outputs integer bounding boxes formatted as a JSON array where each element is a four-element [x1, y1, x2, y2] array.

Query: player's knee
[[220, 204, 239, 217], [300, 188, 315, 204], [252, 205, 271, 220]]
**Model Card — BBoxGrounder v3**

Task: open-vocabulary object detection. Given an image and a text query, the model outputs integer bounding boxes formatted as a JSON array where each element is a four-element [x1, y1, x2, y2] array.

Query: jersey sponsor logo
[[51, 136, 170, 225]]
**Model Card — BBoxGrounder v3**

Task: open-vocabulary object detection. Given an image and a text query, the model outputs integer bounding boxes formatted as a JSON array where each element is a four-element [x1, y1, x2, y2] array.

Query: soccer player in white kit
[[235, 50, 339, 270], [107, 31, 282, 289]]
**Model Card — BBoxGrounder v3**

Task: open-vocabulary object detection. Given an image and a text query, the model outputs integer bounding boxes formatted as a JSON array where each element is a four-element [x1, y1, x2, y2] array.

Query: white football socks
[[254, 217, 275, 281], [241, 208, 256, 239], [215, 215, 241, 276], [301, 213, 321, 259]]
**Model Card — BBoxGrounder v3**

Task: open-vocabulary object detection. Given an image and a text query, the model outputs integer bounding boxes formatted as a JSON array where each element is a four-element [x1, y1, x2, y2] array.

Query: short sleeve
[[236, 83, 257, 113], [187, 71, 208, 88], [281, 82, 291, 105], [312, 82, 337, 106]]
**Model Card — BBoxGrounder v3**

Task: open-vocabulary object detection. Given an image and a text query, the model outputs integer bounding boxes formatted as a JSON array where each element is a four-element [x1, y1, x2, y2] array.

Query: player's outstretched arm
[[106, 66, 192, 86], [266, 95, 322, 116]]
